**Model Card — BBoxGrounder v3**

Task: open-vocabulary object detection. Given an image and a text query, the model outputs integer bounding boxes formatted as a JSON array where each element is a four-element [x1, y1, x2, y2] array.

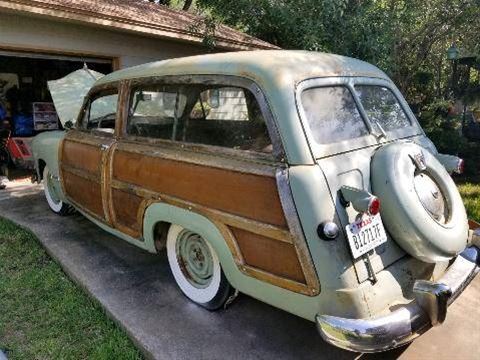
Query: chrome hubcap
[[46, 172, 61, 204], [414, 172, 448, 223], [175, 230, 214, 289]]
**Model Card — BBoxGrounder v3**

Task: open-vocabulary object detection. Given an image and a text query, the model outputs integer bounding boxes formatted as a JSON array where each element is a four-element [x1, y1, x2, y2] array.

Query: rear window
[[301, 86, 368, 144], [355, 85, 411, 132]]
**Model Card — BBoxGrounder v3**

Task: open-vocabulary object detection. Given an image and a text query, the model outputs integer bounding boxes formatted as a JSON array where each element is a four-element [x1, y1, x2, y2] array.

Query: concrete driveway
[[0, 181, 479, 360]]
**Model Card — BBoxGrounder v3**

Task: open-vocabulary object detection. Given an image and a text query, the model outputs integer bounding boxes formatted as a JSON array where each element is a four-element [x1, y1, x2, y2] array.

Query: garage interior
[[0, 51, 113, 179]]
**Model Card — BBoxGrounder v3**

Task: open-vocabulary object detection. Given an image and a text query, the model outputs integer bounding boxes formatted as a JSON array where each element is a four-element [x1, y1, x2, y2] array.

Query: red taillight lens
[[368, 197, 381, 216], [457, 159, 465, 174]]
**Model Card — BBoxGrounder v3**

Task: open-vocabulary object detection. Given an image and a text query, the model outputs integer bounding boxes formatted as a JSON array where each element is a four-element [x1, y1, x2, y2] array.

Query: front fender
[[31, 130, 66, 179]]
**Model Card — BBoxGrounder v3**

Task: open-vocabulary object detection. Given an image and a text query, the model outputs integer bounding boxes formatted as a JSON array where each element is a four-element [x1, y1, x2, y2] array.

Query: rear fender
[[143, 202, 240, 279], [142, 202, 322, 321]]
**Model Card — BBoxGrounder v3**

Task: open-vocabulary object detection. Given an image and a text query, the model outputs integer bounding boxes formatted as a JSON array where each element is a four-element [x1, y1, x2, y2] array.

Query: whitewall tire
[[166, 224, 233, 310], [43, 166, 72, 216]]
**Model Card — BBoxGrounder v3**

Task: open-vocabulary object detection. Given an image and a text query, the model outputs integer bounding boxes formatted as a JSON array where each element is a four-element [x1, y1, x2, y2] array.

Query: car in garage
[[31, 50, 480, 353]]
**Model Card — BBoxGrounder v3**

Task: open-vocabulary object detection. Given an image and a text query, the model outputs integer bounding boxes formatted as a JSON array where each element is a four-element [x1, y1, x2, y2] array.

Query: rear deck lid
[[297, 77, 424, 282]]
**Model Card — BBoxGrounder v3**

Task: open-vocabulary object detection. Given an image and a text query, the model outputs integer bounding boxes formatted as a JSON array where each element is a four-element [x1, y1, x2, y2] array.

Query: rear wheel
[[166, 224, 233, 310], [43, 166, 73, 216]]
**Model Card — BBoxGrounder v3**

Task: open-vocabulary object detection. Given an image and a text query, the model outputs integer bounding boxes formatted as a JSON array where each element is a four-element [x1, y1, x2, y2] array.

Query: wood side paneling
[[230, 226, 306, 284], [62, 141, 102, 174], [112, 150, 288, 228], [63, 171, 103, 217], [112, 188, 143, 233]]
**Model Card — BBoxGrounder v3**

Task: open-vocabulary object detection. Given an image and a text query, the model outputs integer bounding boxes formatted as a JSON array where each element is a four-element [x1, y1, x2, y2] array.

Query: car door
[[59, 86, 119, 224]]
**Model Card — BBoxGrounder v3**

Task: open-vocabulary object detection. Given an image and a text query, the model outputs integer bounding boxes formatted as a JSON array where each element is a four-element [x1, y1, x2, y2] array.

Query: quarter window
[[127, 84, 272, 154], [301, 86, 368, 144]]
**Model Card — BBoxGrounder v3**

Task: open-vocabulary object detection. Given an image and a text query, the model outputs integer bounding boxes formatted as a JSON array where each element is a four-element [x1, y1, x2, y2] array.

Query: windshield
[[301, 84, 414, 145]]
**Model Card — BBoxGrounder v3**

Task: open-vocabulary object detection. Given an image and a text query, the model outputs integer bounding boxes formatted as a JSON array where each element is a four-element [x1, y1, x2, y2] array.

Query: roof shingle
[[0, 0, 277, 50]]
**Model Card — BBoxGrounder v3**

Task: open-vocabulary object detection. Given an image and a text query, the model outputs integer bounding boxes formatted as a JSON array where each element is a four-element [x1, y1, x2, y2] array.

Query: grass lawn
[[458, 181, 480, 222], [0, 218, 142, 360]]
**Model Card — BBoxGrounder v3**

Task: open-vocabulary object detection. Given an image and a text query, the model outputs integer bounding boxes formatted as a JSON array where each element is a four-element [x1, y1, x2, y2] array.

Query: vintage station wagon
[[32, 51, 480, 352]]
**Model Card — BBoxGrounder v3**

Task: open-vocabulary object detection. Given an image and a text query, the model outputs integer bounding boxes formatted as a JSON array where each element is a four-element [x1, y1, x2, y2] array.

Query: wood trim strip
[[241, 265, 312, 295], [114, 140, 277, 178], [111, 178, 292, 244], [101, 142, 114, 226], [61, 132, 115, 148], [61, 163, 100, 183]]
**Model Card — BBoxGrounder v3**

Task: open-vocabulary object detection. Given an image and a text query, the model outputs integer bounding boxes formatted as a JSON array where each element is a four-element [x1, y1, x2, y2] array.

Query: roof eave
[[0, 0, 278, 51]]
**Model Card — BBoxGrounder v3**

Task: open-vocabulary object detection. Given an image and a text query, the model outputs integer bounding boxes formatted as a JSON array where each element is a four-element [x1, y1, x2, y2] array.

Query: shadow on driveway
[[0, 184, 477, 359]]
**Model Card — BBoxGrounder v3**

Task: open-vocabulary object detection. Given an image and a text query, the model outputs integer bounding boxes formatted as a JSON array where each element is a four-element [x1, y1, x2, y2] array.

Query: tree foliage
[[148, 0, 193, 10], [193, 0, 479, 99]]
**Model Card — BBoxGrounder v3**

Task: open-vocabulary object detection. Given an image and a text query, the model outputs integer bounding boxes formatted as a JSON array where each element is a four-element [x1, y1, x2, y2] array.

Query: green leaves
[[193, 0, 479, 101]]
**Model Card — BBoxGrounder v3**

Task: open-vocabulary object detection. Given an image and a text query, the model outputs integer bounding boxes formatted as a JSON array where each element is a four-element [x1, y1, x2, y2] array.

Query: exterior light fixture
[[447, 43, 459, 61]]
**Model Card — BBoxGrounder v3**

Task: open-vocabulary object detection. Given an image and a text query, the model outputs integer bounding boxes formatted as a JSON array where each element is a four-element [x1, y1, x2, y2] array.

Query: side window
[[83, 90, 118, 134], [127, 85, 187, 140], [127, 84, 272, 154]]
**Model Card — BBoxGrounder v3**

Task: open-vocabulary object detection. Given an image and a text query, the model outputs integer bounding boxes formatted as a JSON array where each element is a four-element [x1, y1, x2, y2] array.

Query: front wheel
[[166, 224, 233, 310], [43, 166, 73, 216]]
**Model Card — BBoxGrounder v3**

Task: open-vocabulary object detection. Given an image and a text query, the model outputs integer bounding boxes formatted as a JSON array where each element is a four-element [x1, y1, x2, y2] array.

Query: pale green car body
[[32, 51, 478, 352]]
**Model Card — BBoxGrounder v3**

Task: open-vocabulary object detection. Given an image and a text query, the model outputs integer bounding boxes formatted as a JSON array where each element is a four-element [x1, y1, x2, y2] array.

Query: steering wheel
[[96, 112, 116, 129]]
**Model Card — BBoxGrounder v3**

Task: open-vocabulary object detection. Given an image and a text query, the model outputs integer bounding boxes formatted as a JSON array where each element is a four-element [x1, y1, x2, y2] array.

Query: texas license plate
[[346, 214, 388, 259]]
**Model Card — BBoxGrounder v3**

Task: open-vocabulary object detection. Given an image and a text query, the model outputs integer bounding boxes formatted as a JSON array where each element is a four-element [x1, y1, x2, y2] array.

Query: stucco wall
[[0, 11, 209, 68]]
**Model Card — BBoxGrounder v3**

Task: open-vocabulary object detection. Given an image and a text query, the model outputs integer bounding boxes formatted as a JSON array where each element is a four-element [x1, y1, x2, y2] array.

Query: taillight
[[368, 197, 381, 216]]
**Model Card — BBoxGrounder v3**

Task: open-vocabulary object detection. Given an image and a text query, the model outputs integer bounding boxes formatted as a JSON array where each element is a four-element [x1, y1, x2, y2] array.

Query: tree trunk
[[183, 0, 193, 11]]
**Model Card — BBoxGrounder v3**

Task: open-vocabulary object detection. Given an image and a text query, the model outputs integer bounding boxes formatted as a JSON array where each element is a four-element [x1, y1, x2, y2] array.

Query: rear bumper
[[316, 246, 480, 353]]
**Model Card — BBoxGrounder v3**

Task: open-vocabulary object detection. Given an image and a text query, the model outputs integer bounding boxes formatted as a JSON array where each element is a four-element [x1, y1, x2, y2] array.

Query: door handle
[[100, 144, 109, 151]]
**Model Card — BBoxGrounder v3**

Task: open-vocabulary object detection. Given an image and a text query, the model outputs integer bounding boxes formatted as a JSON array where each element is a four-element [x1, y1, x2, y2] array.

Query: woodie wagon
[[32, 51, 480, 352]]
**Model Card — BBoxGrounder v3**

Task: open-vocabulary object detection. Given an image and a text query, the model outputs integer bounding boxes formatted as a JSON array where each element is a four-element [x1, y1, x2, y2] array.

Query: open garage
[[0, 0, 274, 179]]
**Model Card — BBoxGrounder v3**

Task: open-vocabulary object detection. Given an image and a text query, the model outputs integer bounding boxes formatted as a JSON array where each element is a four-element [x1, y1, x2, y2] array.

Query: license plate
[[346, 214, 388, 259]]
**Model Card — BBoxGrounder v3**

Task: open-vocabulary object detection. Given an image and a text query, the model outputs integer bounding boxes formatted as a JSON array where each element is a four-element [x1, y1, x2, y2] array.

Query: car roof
[[95, 50, 389, 87]]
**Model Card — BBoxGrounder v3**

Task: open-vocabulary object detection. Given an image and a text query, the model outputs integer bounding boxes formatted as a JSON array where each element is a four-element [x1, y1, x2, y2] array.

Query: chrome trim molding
[[316, 246, 480, 353], [275, 167, 320, 295]]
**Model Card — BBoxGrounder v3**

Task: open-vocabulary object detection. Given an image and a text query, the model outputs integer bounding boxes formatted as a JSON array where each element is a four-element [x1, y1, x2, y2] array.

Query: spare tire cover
[[371, 142, 468, 263]]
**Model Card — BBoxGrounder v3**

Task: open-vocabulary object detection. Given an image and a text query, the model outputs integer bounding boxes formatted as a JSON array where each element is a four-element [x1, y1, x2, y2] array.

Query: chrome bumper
[[316, 246, 480, 353]]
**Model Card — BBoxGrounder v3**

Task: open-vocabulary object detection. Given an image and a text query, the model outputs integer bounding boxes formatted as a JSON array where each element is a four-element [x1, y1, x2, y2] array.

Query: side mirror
[[64, 120, 74, 130]]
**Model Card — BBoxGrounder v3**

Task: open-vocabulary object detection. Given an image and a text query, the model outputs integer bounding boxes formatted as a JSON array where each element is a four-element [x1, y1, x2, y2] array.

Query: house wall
[[0, 11, 209, 69], [207, 88, 249, 121]]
